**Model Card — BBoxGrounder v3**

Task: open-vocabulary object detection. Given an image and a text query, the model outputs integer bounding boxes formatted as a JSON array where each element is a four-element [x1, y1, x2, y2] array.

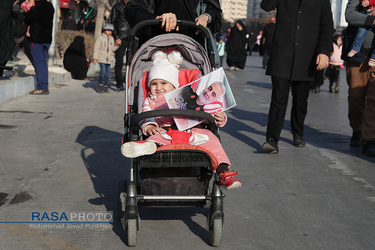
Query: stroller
[[119, 20, 225, 247]]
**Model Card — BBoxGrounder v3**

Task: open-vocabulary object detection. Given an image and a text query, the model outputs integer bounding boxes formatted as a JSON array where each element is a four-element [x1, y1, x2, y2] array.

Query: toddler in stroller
[[121, 50, 241, 190]]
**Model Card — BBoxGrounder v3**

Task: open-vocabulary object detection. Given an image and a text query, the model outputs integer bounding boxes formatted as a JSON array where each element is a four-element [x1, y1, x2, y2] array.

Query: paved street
[[0, 54, 374, 249]]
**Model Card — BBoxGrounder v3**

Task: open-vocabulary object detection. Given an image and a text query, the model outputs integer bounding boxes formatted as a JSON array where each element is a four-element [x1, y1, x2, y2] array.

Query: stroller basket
[[139, 149, 213, 196]]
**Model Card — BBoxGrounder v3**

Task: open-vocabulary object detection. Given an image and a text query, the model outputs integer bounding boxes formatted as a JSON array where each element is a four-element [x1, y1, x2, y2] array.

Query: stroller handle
[[127, 19, 216, 68], [130, 19, 213, 40], [132, 109, 216, 134]]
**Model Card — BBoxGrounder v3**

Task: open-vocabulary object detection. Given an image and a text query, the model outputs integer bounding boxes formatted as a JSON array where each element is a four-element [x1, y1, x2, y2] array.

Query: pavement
[[1, 53, 375, 249], [0, 51, 101, 104]]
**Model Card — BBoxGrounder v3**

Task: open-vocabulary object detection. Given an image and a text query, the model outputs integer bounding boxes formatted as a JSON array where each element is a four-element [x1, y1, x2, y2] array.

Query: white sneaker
[[229, 67, 235, 71], [121, 141, 157, 158], [347, 50, 358, 58]]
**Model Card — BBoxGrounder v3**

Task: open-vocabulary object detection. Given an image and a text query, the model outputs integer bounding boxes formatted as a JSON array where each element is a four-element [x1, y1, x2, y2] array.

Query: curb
[[0, 63, 101, 105]]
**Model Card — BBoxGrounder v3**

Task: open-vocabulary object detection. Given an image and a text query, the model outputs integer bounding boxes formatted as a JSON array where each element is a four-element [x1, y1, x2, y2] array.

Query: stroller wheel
[[209, 218, 223, 247], [127, 219, 137, 246]]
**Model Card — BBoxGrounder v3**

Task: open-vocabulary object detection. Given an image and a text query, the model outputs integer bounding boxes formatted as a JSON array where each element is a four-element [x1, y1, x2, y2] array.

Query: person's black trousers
[[114, 38, 128, 88], [262, 48, 270, 68], [266, 76, 311, 142]]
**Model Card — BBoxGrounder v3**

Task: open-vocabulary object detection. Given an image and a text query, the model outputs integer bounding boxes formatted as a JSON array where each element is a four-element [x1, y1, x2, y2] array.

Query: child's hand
[[369, 7, 375, 15], [362, 0, 370, 7], [214, 112, 226, 127], [145, 125, 165, 136], [93, 59, 97, 65]]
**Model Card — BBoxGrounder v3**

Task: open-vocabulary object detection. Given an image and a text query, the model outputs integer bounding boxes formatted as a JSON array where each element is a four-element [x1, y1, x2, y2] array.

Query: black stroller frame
[[119, 20, 225, 247]]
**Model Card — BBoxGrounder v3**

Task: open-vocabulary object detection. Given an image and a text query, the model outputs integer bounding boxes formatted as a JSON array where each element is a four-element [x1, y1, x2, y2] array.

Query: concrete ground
[[0, 53, 374, 249]]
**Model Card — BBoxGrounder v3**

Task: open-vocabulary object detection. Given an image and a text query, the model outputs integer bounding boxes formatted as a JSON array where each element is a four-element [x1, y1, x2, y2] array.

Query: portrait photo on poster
[[165, 67, 236, 131]]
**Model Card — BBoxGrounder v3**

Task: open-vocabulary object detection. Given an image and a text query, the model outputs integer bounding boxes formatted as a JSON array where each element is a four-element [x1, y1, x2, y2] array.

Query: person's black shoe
[[116, 86, 125, 92], [97, 84, 104, 94], [293, 135, 306, 147], [262, 139, 279, 154], [362, 140, 375, 156], [350, 131, 361, 147]]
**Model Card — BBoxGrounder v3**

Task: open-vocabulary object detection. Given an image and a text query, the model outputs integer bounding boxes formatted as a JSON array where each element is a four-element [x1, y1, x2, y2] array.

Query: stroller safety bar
[[132, 109, 216, 134]]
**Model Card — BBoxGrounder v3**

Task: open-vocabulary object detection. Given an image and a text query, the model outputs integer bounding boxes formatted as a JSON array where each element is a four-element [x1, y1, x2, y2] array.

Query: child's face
[[149, 79, 176, 96], [104, 30, 112, 36], [219, 38, 223, 43], [337, 36, 343, 46]]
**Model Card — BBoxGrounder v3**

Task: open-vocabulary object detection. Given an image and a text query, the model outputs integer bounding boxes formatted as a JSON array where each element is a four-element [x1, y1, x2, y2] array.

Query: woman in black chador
[[63, 36, 89, 80], [226, 19, 247, 71]]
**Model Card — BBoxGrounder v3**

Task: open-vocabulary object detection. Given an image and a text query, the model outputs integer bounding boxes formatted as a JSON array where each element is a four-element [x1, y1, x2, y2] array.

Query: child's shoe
[[369, 58, 375, 67], [347, 50, 358, 57], [229, 66, 235, 71], [329, 86, 334, 93], [121, 141, 157, 158], [219, 170, 242, 190], [335, 86, 340, 93]]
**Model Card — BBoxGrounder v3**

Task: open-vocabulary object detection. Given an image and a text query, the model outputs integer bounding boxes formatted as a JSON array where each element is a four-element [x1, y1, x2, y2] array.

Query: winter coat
[[329, 43, 343, 66], [93, 33, 119, 64], [13, 1, 27, 39], [261, 22, 275, 50], [124, 0, 222, 45], [24, 0, 54, 44], [61, 17, 77, 31], [63, 36, 88, 79], [109, 0, 131, 41], [261, 0, 333, 81], [342, 0, 375, 64], [0, 0, 14, 65]]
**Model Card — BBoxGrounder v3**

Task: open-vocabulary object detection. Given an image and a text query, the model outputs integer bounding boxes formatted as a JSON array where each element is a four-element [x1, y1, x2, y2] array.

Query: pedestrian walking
[[92, 23, 119, 93], [325, 34, 344, 93], [124, 0, 222, 48], [261, 17, 275, 69], [217, 36, 225, 67], [61, 11, 77, 31], [342, 0, 375, 156], [260, 0, 333, 153], [109, 0, 131, 92], [25, 0, 54, 95], [247, 31, 256, 56], [226, 19, 247, 71]]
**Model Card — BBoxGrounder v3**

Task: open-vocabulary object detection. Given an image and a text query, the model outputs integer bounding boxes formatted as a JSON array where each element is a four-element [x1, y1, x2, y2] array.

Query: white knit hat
[[148, 51, 183, 89], [103, 23, 114, 31]]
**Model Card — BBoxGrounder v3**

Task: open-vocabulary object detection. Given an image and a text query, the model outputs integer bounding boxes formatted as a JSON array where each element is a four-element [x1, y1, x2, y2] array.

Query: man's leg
[[290, 80, 311, 145], [346, 61, 369, 146], [361, 65, 375, 156], [31, 43, 50, 90], [266, 76, 291, 141], [115, 40, 127, 89], [262, 48, 269, 68]]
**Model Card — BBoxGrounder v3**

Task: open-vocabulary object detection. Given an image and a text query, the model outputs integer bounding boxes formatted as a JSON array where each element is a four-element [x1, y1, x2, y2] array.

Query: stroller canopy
[[127, 33, 213, 91]]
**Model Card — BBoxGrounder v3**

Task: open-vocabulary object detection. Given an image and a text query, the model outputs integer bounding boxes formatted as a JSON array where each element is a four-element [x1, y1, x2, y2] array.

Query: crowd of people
[[1, 0, 374, 160]]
